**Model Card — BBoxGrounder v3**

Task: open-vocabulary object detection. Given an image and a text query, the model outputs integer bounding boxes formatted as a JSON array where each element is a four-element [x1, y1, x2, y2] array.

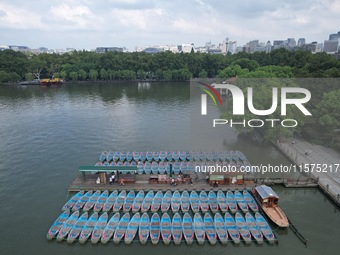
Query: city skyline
[[1, 0, 340, 50]]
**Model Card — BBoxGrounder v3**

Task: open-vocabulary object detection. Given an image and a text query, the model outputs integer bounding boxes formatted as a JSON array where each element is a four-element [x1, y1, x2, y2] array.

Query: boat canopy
[[255, 185, 279, 200]]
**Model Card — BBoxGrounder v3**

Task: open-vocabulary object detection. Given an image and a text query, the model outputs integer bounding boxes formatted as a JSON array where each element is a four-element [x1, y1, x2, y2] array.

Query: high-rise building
[[324, 40, 339, 53], [266, 41, 272, 53], [297, 38, 306, 47], [287, 38, 296, 47], [248, 40, 259, 53], [329, 31, 340, 41], [273, 40, 284, 50]]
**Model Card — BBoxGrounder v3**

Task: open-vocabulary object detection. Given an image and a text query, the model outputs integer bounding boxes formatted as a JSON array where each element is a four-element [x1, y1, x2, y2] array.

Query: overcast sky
[[1, 0, 339, 50]]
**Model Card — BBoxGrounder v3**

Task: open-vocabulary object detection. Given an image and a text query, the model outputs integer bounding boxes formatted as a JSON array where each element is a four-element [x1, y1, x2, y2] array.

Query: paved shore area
[[276, 138, 340, 205]]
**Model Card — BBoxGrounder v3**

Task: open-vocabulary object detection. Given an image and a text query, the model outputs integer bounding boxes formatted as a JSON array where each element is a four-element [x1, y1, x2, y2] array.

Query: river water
[[0, 82, 338, 255]]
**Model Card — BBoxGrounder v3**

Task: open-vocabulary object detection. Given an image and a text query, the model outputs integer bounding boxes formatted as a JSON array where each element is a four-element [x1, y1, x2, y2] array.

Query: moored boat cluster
[[47, 189, 276, 245]]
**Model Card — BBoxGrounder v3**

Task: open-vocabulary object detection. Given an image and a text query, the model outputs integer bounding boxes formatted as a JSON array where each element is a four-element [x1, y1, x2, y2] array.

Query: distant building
[[144, 47, 164, 54], [287, 38, 296, 47], [9, 45, 30, 52], [95, 47, 123, 53], [323, 40, 339, 53], [273, 40, 284, 50], [266, 41, 272, 53], [248, 40, 259, 53], [329, 31, 340, 41], [297, 38, 306, 47]]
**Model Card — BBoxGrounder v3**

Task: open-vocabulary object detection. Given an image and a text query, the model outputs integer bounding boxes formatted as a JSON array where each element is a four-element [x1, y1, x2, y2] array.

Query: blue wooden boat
[[245, 212, 263, 244], [79, 212, 98, 244], [224, 151, 232, 162], [226, 190, 238, 214], [206, 152, 213, 161], [72, 190, 93, 211], [171, 212, 182, 245], [212, 151, 219, 161], [219, 151, 227, 161], [182, 212, 194, 245], [140, 151, 147, 161], [93, 190, 109, 211], [234, 190, 249, 213], [126, 151, 133, 161], [102, 190, 118, 212], [61, 190, 84, 211], [137, 162, 144, 174], [56, 211, 79, 241], [158, 162, 166, 174], [161, 213, 172, 245], [133, 151, 140, 161], [150, 213, 160, 244], [139, 212, 150, 245], [151, 190, 163, 212], [102, 161, 110, 167], [181, 190, 190, 212], [132, 190, 145, 213], [46, 210, 70, 240], [144, 161, 151, 174], [243, 190, 259, 212], [106, 151, 114, 162], [224, 212, 240, 244], [180, 162, 187, 173], [83, 190, 101, 212], [153, 151, 160, 161], [187, 162, 194, 173], [208, 190, 219, 213], [159, 151, 166, 161], [173, 162, 180, 174], [193, 213, 205, 245], [231, 151, 239, 161], [95, 161, 103, 167], [119, 151, 127, 161], [91, 212, 108, 244], [166, 151, 172, 161], [171, 190, 181, 213], [179, 151, 187, 161], [236, 150, 246, 161], [100, 212, 120, 244], [113, 190, 126, 212], [161, 190, 172, 213], [189, 190, 200, 213], [199, 190, 209, 213], [141, 190, 154, 213], [217, 190, 228, 213], [214, 213, 228, 245], [112, 151, 120, 162], [151, 162, 159, 174], [255, 212, 275, 244], [67, 212, 88, 243], [99, 151, 107, 162], [146, 151, 153, 161], [199, 151, 206, 161], [123, 161, 131, 167], [172, 151, 180, 161], [204, 213, 217, 245], [235, 212, 251, 244], [186, 152, 192, 161], [113, 212, 130, 244], [191, 151, 200, 161], [165, 162, 170, 174], [125, 212, 140, 244], [123, 190, 135, 212]]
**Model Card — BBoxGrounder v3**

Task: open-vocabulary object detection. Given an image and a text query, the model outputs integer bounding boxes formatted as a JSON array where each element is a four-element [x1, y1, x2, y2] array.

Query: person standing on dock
[[109, 176, 113, 185], [112, 173, 116, 184]]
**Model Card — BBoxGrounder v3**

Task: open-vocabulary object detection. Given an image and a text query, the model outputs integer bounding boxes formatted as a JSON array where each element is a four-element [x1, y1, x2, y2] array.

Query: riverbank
[[275, 138, 340, 206]]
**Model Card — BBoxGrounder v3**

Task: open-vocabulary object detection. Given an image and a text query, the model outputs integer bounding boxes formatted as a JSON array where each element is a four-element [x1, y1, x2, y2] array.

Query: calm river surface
[[0, 82, 338, 255]]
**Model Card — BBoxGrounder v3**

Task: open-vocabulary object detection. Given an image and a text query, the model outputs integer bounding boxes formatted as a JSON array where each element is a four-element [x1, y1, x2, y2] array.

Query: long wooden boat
[[151, 162, 159, 174], [150, 213, 161, 244], [217, 190, 228, 213], [151, 190, 163, 212], [214, 213, 228, 245], [93, 190, 109, 212], [226, 190, 238, 214], [91, 212, 108, 244], [224, 212, 240, 244], [146, 151, 153, 161], [61, 190, 84, 211], [56, 211, 79, 241], [243, 190, 259, 212], [100, 212, 120, 244], [193, 213, 205, 245], [123, 190, 135, 212], [137, 162, 144, 174], [113, 212, 130, 244], [125, 213, 140, 244], [234, 190, 249, 213], [159, 151, 166, 161], [172, 151, 180, 162], [166, 151, 172, 161], [181, 190, 190, 212], [67, 212, 88, 243], [158, 162, 166, 174], [141, 190, 154, 212], [113, 190, 126, 212], [204, 213, 217, 245], [46, 210, 70, 240], [161, 213, 172, 245], [161, 190, 172, 213], [79, 212, 98, 244], [189, 190, 200, 213], [182, 212, 194, 245], [83, 190, 101, 212], [171, 212, 182, 245], [133, 151, 140, 161], [199, 190, 209, 213], [235, 212, 251, 244], [171, 190, 181, 213], [99, 151, 108, 162], [102, 190, 118, 212], [139, 212, 150, 245], [208, 190, 219, 213], [132, 190, 145, 213], [255, 212, 275, 244], [140, 151, 147, 162], [252, 185, 289, 228], [172, 161, 180, 174], [245, 212, 263, 244], [72, 190, 93, 211]]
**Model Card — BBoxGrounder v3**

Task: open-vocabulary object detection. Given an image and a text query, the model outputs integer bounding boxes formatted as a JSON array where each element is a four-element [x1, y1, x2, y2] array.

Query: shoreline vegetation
[[1, 49, 339, 150]]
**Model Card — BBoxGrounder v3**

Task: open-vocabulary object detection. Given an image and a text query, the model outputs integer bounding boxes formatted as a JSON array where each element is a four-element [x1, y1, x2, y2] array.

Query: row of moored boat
[[47, 211, 276, 245], [61, 189, 259, 214]]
